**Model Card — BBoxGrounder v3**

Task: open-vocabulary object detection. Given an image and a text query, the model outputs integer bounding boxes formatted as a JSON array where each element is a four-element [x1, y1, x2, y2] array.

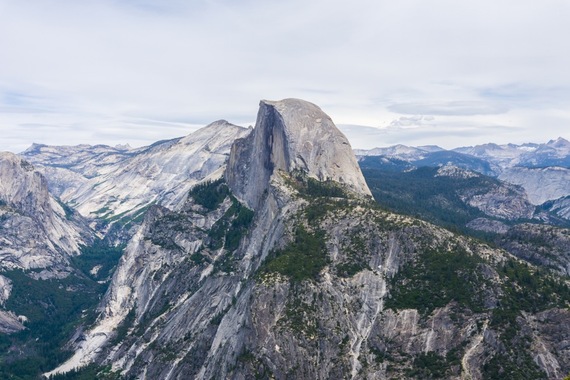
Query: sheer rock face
[[226, 99, 371, 210], [499, 166, 570, 205], [0, 152, 91, 275]]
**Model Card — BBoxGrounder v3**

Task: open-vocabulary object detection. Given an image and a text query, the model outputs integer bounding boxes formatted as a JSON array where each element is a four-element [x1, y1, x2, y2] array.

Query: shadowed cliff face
[[226, 98, 371, 210]]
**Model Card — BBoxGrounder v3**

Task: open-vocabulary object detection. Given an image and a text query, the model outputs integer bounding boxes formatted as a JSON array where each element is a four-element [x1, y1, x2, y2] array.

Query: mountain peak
[[547, 137, 570, 148], [226, 98, 371, 209], [114, 143, 132, 150]]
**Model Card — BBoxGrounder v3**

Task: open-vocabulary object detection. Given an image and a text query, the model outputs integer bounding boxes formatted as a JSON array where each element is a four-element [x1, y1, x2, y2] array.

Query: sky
[[1, 0, 570, 152]]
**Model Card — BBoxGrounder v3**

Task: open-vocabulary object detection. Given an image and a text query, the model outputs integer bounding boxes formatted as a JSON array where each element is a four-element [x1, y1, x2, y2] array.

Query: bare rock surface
[[22, 121, 250, 224], [0, 152, 91, 274], [227, 98, 370, 209]]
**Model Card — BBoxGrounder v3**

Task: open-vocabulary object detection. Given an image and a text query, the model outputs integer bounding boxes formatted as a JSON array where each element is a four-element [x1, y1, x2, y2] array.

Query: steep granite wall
[[226, 99, 371, 209]]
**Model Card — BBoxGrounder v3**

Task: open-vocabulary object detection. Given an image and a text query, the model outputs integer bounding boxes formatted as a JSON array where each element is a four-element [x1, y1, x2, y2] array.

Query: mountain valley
[[0, 99, 569, 379]]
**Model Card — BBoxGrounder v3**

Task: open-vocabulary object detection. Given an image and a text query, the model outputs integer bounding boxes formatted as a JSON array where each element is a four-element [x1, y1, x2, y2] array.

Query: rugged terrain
[[0, 99, 568, 379], [357, 138, 570, 225], [0, 152, 91, 276], [22, 121, 250, 242], [39, 99, 570, 380]]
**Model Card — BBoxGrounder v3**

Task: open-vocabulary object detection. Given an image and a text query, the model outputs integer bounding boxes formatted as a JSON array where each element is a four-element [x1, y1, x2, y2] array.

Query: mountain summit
[[227, 98, 371, 209], [41, 101, 570, 380]]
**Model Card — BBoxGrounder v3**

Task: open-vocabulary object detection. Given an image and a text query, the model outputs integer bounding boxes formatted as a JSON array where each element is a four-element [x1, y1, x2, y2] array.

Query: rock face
[[0, 310, 24, 334], [0, 275, 11, 306], [49, 98, 372, 376], [358, 139, 570, 218], [499, 167, 570, 205], [46, 100, 570, 380], [0, 152, 91, 275], [23, 121, 250, 226], [543, 196, 570, 220], [226, 99, 370, 209], [434, 165, 536, 220], [497, 223, 570, 276], [459, 181, 535, 221]]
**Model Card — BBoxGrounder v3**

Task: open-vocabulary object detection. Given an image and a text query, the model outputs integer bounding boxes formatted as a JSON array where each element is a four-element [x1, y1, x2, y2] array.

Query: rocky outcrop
[[0, 275, 12, 306], [0, 310, 25, 334], [47, 100, 570, 380], [460, 181, 535, 221], [22, 121, 251, 229], [226, 98, 371, 209], [499, 167, 570, 205], [466, 218, 510, 234], [0, 152, 91, 275], [497, 223, 570, 276], [542, 196, 570, 221]]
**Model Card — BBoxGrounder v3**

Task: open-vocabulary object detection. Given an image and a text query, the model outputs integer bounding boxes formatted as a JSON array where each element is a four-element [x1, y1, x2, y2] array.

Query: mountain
[[44, 100, 570, 380], [453, 139, 570, 207], [414, 151, 495, 176], [358, 138, 570, 220], [498, 166, 570, 205], [542, 196, 570, 220], [0, 152, 94, 339], [359, 156, 570, 278], [454, 138, 570, 169], [22, 121, 250, 240], [226, 98, 371, 210], [0, 121, 251, 378], [359, 161, 540, 233], [453, 142, 538, 170], [354, 144, 441, 161], [0, 152, 91, 276], [356, 146, 496, 176], [517, 138, 570, 168], [47, 98, 371, 377]]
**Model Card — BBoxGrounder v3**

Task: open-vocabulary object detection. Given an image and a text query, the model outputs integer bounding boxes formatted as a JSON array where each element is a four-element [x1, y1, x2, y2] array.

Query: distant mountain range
[[355, 137, 570, 172], [357, 138, 570, 279], [356, 137, 570, 221]]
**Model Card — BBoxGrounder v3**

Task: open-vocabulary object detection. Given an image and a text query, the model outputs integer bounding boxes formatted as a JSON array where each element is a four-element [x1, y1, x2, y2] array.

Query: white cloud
[[388, 101, 508, 116], [0, 0, 569, 152]]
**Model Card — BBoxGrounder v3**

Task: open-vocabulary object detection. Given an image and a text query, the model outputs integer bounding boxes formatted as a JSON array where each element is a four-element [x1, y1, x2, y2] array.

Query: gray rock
[[0, 152, 91, 275], [226, 98, 371, 210], [46, 100, 570, 380], [22, 121, 251, 238], [466, 218, 510, 234], [0, 310, 25, 334]]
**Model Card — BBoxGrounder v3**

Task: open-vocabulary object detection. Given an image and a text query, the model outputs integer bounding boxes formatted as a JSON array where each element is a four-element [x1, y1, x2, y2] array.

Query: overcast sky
[[1, 0, 569, 152]]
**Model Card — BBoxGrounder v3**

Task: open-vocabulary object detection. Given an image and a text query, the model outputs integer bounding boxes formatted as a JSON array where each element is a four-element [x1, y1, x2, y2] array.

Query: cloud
[[388, 115, 435, 128], [479, 83, 570, 107], [339, 121, 524, 150], [0, 0, 569, 152], [388, 101, 508, 116]]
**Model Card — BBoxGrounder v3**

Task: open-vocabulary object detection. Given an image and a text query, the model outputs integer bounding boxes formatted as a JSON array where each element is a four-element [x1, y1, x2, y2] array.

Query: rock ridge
[[226, 98, 371, 209]]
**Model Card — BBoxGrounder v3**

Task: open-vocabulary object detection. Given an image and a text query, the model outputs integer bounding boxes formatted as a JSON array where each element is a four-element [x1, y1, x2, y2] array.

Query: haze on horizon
[[1, 0, 569, 153]]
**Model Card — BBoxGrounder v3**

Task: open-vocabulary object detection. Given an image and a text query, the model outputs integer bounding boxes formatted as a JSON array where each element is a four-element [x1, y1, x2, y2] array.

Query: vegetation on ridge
[[385, 246, 487, 315], [0, 243, 124, 379], [260, 225, 328, 282], [189, 178, 229, 210]]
